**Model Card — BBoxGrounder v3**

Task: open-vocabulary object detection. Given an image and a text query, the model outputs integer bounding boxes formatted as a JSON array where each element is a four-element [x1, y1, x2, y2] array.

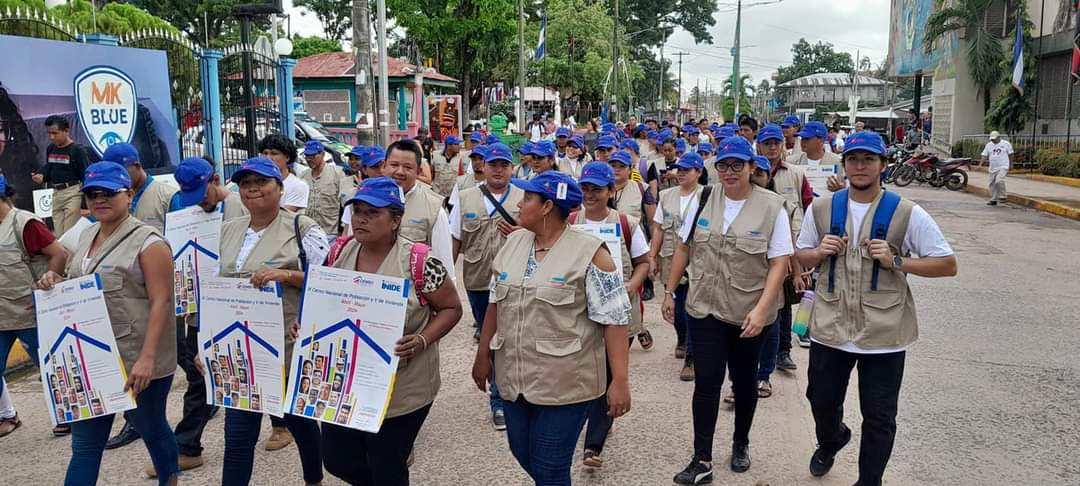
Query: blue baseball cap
[[469, 132, 484, 143], [303, 140, 325, 156], [579, 161, 615, 187], [348, 145, 366, 158], [362, 146, 386, 167], [596, 135, 618, 150], [675, 138, 687, 154], [231, 156, 284, 184], [83, 161, 132, 192], [469, 146, 488, 159], [647, 130, 659, 142], [518, 142, 535, 155], [753, 155, 771, 172], [601, 122, 617, 133], [609, 150, 634, 167], [717, 125, 737, 139], [620, 139, 640, 155], [715, 136, 755, 162], [102, 142, 140, 166], [781, 115, 801, 128], [686, 127, 700, 136], [696, 142, 713, 155], [672, 152, 705, 171], [632, 124, 647, 137], [347, 176, 405, 210], [555, 127, 571, 138], [485, 134, 501, 145], [529, 140, 557, 158], [175, 157, 215, 207], [511, 171, 582, 211], [568, 135, 585, 149], [485, 143, 514, 164], [842, 131, 888, 157], [797, 121, 828, 140], [756, 123, 784, 143], [444, 135, 462, 146]]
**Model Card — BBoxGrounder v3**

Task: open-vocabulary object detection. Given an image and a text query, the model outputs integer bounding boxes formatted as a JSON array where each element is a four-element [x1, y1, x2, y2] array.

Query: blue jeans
[[674, 283, 692, 360], [502, 397, 592, 486], [65, 376, 178, 486], [0, 328, 39, 396], [467, 289, 503, 412], [756, 313, 782, 381], [222, 408, 323, 485]]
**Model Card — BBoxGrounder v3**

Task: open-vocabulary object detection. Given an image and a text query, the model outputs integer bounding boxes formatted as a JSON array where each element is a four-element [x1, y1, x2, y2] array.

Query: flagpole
[[1031, 0, 1045, 172]]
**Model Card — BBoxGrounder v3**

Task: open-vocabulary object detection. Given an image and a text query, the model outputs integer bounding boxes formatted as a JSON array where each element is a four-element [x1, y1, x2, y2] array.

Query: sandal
[[583, 449, 603, 468], [637, 330, 654, 350], [723, 390, 736, 404], [757, 381, 773, 398]]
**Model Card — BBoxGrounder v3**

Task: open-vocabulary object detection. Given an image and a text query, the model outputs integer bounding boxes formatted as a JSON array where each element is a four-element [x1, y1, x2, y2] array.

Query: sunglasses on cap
[[85, 188, 129, 201], [714, 160, 748, 173]]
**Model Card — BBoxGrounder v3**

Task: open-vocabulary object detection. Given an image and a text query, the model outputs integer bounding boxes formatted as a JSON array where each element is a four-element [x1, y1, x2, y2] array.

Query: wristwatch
[[668, 290, 677, 300], [892, 254, 904, 270]]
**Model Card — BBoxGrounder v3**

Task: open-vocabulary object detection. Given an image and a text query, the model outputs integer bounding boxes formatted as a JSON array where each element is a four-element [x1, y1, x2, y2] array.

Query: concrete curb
[[962, 184, 1080, 221]]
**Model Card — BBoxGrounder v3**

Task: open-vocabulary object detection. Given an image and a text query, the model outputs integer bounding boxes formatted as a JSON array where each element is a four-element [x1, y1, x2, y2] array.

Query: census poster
[[573, 223, 624, 271], [164, 206, 222, 316]]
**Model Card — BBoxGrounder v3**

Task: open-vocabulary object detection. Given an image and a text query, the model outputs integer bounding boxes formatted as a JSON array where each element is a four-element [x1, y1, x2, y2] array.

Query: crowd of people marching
[[0, 113, 958, 486]]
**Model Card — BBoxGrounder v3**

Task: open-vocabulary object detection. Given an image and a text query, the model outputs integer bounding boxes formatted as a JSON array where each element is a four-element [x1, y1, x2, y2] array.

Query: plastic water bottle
[[792, 290, 814, 337]]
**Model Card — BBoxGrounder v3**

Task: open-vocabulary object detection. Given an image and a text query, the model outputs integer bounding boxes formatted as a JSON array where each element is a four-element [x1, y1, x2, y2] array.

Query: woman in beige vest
[[44, 162, 180, 485], [472, 171, 631, 486], [609, 149, 657, 350], [561, 135, 591, 180], [528, 140, 559, 177], [572, 162, 650, 469], [321, 176, 462, 485], [0, 175, 68, 437], [216, 157, 329, 486], [662, 137, 793, 485]]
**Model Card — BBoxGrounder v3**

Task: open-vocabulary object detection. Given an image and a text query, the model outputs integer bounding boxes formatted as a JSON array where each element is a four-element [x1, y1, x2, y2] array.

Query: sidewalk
[[964, 169, 1080, 220]]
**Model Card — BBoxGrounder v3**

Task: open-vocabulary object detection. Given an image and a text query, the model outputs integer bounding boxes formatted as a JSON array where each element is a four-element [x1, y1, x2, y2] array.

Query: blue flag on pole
[[1011, 13, 1024, 95], [534, 12, 546, 62]]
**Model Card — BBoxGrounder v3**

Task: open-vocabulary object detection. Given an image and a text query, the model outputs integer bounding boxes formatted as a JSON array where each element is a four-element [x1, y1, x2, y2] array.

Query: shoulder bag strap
[[479, 184, 518, 226], [685, 185, 713, 241]]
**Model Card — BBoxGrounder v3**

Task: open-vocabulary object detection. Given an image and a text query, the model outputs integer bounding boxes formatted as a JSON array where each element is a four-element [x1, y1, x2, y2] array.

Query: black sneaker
[[776, 351, 797, 370], [797, 334, 811, 348], [104, 421, 141, 450], [673, 459, 713, 485], [730, 443, 751, 472], [492, 409, 506, 431], [986, 200, 998, 206], [810, 424, 852, 477]]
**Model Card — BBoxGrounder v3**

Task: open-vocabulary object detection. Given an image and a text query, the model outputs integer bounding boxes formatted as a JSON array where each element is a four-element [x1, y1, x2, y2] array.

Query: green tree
[[776, 39, 854, 84], [924, 0, 1005, 115], [986, 10, 1035, 135], [294, 0, 351, 41], [128, 0, 240, 47], [617, 0, 719, 47], [291, 35, 342, 59], [722, 74, 754, 101]]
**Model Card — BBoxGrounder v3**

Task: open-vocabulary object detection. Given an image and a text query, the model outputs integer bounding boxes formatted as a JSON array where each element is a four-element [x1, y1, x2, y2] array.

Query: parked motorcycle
[[883, 144, 913, 183], [892, 152, 970, 191]]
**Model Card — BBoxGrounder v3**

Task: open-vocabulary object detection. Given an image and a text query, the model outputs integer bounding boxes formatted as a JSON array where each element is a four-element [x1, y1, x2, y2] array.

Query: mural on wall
[[888, 0, 959, 78]]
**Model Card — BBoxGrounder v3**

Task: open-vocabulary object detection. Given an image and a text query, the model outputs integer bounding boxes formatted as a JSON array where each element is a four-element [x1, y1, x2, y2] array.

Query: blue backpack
[[826, 189, 902, 292]]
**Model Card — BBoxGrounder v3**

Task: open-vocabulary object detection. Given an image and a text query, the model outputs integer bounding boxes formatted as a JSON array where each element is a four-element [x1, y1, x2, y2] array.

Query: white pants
[[988, 168, 1008, 202], [0, 378, 14, 419]]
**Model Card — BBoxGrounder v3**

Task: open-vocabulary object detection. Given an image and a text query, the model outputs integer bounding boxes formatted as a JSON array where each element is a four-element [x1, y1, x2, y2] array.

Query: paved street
[[2, 185, 1078, 485]]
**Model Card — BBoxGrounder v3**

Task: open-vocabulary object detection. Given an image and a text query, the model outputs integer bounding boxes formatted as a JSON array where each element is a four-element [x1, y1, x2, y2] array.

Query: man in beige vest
[[786, 122, 846, 196], [795, 132, 956, 486], [382, 139, 457, 282], [449, 142, 521, 429], [430, 135, 464, 197], [781, 115, 804, 158], [102, 143, 175, 233], [300, 140, 350, 236]]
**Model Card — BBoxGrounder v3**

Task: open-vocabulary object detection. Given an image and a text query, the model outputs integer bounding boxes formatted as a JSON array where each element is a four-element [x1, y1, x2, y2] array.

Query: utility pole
[[352, 0, 375, 145], [658, 35, 665, 121], [611, 0, 619, 122], [732, 0, 742, 121], [376, 0, 389, 146], [673, 52, 689, 124], [517, 0, 526, 133]]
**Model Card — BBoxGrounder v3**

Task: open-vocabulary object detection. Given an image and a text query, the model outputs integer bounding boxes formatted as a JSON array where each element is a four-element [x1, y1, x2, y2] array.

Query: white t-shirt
[[677, 196, 794, 259], [652, 191, 700, 227], [282, 174, 310, 209], [530, 123, 543, 142], [981, 140, 1013, 170], [796, 199, 954, 355], [583, 216, 650, 259], [81, 235, 165, 275]]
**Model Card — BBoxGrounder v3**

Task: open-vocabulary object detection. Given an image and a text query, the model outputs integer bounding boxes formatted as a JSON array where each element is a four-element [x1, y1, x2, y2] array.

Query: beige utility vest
[[332, 237, 438, 417], [686, 186, 785, 325], [457, 185, 523, 291], [572, 210, 643, 335], [221, 192, 249, 222], [219, 210, 318, 368], [304, 163, 347, 235], [0, 209, 50, 330], [771, 163, 806, 235], [787, 150, 844, 175], [401, 183, 444, 245], [133, 177, 176, 233], [557, 157, 587, 179], [657, 185, 701, 285], [786, 137, 804, 158], [613, 180, 647, 220], [456, 172, 482, 192], [490, 228, 607, 406], [66, 216, 176, 379], [430, 151, 461, 197], [809, 191, 918, 349]]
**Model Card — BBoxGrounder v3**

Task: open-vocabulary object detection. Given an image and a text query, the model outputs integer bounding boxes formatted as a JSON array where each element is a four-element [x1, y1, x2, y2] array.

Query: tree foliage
[[295, 0, 351, 41], [292, 35, 342, 59], [127, 0, 240, 47], [616, 0, 718, 47], [776, 39, 854, 84], [924, 0, 1005, 115], [986, 10, 1035, 135]]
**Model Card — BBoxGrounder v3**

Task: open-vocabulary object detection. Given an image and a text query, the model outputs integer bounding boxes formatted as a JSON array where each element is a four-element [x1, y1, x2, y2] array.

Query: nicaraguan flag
[[534, 12, 546, 62], [1011, 13, 1024, 94]]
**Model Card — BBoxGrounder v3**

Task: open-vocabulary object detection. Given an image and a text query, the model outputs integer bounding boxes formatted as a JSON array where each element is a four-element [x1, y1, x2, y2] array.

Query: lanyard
[[130, 174, 155, 216], [487, 186, 511, 217]]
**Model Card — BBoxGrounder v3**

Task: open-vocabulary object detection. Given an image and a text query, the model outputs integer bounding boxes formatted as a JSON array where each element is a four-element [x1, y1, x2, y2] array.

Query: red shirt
[[21, 219, 56, 255]]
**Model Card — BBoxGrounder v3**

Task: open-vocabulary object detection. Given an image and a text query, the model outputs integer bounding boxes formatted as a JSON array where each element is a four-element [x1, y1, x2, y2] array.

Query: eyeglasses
[[714, 161, 747, 173], [84, 189, 128, 201]]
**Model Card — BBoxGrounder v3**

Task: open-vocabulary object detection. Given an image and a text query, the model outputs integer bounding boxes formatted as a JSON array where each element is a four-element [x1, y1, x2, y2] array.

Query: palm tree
[[722, 74, 755, 101], [924, 0, 1006, 115]]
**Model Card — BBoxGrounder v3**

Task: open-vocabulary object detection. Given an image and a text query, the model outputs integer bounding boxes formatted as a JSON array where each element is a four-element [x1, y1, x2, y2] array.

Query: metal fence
[[219, 45, 280, 178], [959, 134, 1080, 169]]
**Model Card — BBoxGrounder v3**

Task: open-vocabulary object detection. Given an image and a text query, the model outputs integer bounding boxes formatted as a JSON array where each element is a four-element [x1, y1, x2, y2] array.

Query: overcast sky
[[283, 0, 890, 101]]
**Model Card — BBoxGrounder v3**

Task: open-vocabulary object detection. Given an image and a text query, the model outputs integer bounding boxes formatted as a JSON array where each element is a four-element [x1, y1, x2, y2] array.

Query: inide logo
[[79, 280, 94, 290], [381, 280, 402, 293], [74, 66, 139, 156], [353, 275, 375, 287]]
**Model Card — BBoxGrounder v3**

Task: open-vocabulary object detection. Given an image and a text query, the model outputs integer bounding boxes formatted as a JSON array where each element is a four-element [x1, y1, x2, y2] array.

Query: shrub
[[951, 139, 985, 159], [1035, 148, 1080, 178]]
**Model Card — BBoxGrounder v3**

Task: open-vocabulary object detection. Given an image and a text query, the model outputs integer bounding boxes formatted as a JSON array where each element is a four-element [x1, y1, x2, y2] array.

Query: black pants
[[688, 316, 765, 461], [582, 338, 630, 455], [174, 317, 213, 456], [806, 342, 905, 486], [777, 304, 793, 355], [321, 404, 431, 486]]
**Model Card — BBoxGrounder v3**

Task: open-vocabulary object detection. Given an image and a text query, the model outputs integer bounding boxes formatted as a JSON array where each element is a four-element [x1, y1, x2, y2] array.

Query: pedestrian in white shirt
[[258, 134, 310, 213], [981, 131, 1013, 206]]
